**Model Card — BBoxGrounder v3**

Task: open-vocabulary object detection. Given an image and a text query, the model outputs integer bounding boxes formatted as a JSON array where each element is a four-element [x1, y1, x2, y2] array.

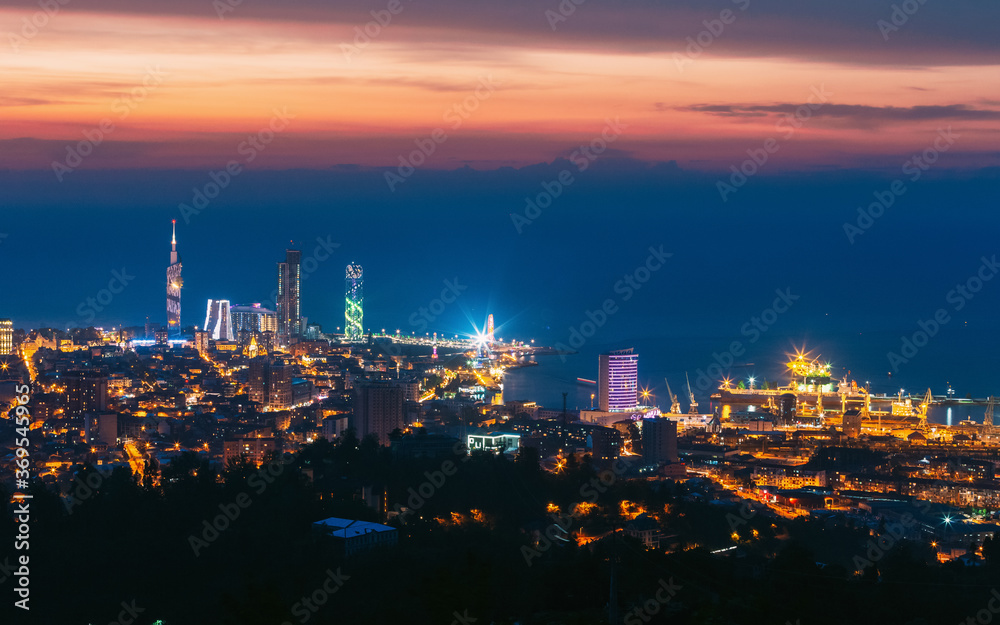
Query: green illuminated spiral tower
[[345, 263, 364, 341]]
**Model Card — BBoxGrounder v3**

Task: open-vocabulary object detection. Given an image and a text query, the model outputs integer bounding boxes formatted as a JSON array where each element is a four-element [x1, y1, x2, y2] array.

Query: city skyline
[[3, 221, 504, 343], [4, 2, 1000, 621], [5, 201, 1000, 403]]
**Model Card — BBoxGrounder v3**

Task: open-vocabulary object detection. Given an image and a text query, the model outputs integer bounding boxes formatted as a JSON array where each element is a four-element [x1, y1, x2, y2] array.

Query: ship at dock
[[709, 349, 997, 440]]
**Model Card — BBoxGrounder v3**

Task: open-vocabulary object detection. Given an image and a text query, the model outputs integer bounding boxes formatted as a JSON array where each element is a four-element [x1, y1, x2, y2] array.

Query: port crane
[[685, 372, 699, 414], [664, 378, 681, 415], [918, 388, 932, 430]]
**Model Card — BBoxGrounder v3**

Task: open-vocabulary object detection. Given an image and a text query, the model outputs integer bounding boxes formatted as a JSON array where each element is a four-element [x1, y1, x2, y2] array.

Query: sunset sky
[[3, 0, 999, 172], [4, 0, 1000, 403]]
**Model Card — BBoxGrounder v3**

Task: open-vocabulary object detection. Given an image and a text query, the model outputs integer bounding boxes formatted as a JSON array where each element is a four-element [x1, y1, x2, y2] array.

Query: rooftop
[[313, 517, 396, 538]]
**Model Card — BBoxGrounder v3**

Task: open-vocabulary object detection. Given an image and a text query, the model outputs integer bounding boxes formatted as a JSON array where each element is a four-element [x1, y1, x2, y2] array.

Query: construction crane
[[664, 378, 681, 415], [918, 388, 932, 430], [685, 372, 699, 414]]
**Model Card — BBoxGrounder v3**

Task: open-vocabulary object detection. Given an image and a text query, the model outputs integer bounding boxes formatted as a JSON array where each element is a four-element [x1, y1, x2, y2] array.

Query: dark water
[[503, 330, 999, 428], [7, 169, 1000, 404]]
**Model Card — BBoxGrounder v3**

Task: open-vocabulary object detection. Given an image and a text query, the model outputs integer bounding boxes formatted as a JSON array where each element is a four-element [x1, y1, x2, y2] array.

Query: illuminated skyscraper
[[0, 319, 12, 355], [268, 359, 293, 410], [166, 220, 183, 337], [345, 263, 364, 341], [486, 314, 495, 347], [231, 303, 279, 335], [277, 250, 302, 339], [204, 299, 234, 341], [66, 371, 109, 418], [248, 355, 293, 410], [598, 348, 638, 412]]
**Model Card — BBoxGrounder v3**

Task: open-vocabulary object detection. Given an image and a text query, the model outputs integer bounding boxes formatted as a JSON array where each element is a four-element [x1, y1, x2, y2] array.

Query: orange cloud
[[2, 8, 999, 172]]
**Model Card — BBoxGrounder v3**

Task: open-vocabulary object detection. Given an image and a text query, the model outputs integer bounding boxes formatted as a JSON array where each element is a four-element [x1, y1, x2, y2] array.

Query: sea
[[502, 329, 1000, 428]]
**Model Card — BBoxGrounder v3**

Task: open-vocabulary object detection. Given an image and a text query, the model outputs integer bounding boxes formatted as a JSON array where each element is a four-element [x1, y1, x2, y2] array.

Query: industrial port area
[[645, 349, 1000, 565]]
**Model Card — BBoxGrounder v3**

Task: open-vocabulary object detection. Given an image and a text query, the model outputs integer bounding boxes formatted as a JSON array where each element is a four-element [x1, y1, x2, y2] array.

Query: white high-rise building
[[204, 299, 234, 341]]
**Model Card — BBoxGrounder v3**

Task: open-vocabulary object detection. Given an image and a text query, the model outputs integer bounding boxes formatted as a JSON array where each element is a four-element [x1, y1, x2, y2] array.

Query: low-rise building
[[468, 432, 520, 455], [753, 464, 828, 489], [625, 513, 662, 549], [223, 432, 276, 466], [312, 517, 398, 556]]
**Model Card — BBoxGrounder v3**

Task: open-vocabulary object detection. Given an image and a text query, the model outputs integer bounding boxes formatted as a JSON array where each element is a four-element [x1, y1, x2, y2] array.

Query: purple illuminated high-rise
[[598, 348, 638, 412]]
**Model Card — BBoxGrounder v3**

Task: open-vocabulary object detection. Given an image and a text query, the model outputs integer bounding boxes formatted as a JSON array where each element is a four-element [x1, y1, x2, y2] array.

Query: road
[[124, 441, 145, 480]]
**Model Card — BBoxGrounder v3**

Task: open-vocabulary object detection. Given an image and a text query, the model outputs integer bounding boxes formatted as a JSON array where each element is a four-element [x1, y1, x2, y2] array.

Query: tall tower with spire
[[167, 220, 183, 337]]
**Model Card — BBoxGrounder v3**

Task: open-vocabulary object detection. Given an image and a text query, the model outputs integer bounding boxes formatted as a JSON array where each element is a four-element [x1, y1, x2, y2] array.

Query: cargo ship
[[709, 349, 933, 432]]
